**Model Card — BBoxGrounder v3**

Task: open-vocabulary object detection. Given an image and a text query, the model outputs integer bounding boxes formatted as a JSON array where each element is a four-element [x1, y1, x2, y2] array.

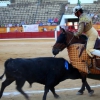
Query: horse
[[52, 27, 100, 94], [52, 27, 100, 75]]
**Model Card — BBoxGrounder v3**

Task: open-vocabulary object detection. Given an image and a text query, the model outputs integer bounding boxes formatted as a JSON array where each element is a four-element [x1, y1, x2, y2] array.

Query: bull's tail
[[0, 58, 13, 80], [0, 72, 5, 79]]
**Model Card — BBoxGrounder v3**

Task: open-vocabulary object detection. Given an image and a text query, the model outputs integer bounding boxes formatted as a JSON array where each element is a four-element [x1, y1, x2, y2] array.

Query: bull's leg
[[43, 75, 57, 100], [43, 85, 49, 100], [50, 87, 59, 98], [16, 79, 30, 100], [0, 79, 14, 98]]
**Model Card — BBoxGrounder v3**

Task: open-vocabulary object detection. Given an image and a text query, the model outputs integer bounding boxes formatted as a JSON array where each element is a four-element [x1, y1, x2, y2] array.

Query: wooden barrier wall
[[0, 31, 61, 39], [0, 25, 100, 39], [0, 30, 99, 39]]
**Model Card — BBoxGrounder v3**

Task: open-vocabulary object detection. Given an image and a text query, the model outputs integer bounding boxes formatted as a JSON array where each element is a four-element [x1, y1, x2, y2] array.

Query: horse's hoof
[[76, 91, 83, 95], [89, 90, 94, 96]]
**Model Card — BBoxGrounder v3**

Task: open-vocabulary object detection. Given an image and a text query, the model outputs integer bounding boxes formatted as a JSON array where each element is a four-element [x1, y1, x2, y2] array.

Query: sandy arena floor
[[0, 38, 100, 100]]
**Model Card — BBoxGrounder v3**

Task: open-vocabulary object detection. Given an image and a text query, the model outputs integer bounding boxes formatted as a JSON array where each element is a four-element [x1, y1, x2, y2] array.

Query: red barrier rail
[[0, 31, 60, 39], [0, 31, 99, 39]]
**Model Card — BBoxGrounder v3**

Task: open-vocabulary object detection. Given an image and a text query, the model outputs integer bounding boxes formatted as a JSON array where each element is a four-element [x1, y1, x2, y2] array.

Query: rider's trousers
[[85, 27, 99, 57]]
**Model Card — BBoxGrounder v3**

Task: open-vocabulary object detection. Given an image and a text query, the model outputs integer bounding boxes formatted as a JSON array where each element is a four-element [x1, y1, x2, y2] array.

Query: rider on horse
[[73, 5, 100, 57]]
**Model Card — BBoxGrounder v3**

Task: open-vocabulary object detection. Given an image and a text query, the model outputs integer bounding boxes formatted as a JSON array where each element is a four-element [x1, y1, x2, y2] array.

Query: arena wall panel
[[0, 31, 61, 39]]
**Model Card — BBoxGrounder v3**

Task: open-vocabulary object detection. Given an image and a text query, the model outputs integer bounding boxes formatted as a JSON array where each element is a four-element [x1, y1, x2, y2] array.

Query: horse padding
[[68, 44, 100, 74]]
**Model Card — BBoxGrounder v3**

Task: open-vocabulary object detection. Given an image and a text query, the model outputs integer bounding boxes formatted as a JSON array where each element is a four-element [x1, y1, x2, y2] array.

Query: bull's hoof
[[0, 94, 2, 98], [76, 91, 84, 95], [89, 90, 94, 96]]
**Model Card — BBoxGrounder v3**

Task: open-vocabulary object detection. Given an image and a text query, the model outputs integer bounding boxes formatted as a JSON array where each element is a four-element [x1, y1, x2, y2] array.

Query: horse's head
[[52, 27, 87, 56], [52, 27, 67, 56]]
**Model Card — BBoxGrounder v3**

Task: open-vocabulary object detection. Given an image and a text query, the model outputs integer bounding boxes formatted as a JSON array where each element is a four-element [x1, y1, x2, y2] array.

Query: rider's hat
[[73, 6, 83, 14]]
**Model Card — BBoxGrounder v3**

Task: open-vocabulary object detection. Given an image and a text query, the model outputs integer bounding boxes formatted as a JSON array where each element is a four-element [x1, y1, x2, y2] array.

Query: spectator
[[50, 18, 54, 25], [36, 21, 40, 24], [8, 23, 12, 27], [17, 23, 20, 27], [87, 11, 91, 17], [42, 27, 47, 31], [47, 18, 54, 25], [20, 20, 26, 26], [39, 21, 43, 26], [65, 4, 68, 11], [47, 18, 51, 24], [14, 28, 20, 32], [14, 23, 18, 27], [54, 17, 58, 24], [90, 13, 94, 18], [94, 14, 98, 19]]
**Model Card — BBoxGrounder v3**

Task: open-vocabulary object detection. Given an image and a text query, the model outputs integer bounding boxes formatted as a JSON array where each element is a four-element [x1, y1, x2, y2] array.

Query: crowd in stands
[[0, 20, 26, 27], [87, 12, 99, 24], [0, 17, 59, 28], [47, 17, 58, 25], [36, 17, 58, 26]]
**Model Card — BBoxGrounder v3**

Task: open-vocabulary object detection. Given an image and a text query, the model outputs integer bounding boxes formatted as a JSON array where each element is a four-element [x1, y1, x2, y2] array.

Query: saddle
[[79, 38, 100, 71]]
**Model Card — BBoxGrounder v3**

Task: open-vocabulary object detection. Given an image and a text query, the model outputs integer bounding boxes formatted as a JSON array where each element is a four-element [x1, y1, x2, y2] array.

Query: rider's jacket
[[76, 13, 99, 57], [79, 13, 92, 33]]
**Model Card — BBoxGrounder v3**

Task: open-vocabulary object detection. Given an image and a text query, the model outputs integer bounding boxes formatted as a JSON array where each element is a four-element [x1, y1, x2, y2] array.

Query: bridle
[[53, 31, 75, 52], [53, 31, 75, 57], [67, 35, 75, 47], [65, 31, 75, 47]]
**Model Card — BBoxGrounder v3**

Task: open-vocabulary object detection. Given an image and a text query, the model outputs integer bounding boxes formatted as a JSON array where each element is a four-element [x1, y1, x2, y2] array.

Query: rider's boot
[[91, 50, 100, 56]]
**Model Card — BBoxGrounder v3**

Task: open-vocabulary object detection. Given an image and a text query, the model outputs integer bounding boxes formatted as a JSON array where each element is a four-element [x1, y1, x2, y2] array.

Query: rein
[[66, 34, 75, 47]]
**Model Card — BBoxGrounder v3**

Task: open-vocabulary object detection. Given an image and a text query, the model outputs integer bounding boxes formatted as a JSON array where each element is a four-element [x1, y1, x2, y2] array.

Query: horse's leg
[[77, 80, 94, 95], [77, 73, 94, 95], [81, 73, 94, 95], [85, 81, 94, 95], [77, 72, 86, 95], [77, 79, 85, 95]]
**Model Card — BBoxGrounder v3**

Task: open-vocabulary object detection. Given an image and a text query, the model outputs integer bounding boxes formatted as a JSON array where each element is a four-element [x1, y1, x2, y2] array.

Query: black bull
[[0, 57, 93, 100]]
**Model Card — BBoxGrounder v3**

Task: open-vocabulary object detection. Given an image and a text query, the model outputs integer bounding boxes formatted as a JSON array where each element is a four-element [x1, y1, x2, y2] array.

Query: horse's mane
[[66, 30, 88, 41]]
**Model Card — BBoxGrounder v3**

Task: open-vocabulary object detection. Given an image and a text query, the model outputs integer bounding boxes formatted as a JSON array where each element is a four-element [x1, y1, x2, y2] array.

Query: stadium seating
[[0, 0, 100, 26], [0, 0, 67, 26]]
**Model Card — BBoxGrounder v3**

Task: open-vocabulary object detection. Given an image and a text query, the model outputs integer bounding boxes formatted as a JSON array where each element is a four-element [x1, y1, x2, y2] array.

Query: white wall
[[68, 0, 94, 4], [60, 15, 77, 25]]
